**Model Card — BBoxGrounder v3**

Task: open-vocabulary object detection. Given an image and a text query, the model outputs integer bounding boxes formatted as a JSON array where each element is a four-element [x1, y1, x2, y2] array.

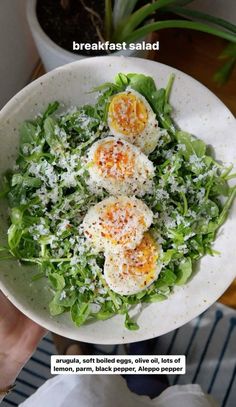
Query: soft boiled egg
[[82, 196, 153, 253], [108, 89, 160, 155], [87, 136, 154, 197], [104, 232, 161, 295]]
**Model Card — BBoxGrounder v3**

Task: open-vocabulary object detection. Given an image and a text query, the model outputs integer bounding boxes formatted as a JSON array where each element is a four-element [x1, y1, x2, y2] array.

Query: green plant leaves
[[48, 273, 65, 291], [125, 313, 139, 330], [112, 0, 139, 30], [176, 257, 192, 285], [71, 301, 91, 327], [176, 131, 206, 159]]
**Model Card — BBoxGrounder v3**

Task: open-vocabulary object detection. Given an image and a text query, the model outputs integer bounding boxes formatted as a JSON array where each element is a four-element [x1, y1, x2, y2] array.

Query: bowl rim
[[1, 55, 234, 118]]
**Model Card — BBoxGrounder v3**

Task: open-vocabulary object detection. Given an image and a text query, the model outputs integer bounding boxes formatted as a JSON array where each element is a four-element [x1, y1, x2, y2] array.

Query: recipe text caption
[[51, 355, 185, 375]]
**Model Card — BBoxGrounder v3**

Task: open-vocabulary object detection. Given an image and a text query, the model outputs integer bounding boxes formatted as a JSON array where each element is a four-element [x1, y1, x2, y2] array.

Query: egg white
[[108, 89, 160, 155], [87, 136, 155, 197], [82, 196, 153, 253]]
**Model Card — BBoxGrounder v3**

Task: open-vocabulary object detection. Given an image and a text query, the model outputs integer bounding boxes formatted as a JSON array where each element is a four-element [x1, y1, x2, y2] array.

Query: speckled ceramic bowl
[[0, 57, 235, 344]]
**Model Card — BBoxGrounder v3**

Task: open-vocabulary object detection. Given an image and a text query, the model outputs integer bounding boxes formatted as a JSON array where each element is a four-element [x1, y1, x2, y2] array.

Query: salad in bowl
[[0, 57, 235, 343]]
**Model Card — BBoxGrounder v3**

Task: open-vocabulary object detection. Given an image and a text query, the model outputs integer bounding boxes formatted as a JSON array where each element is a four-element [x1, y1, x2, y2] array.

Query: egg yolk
[[109, 93, 148, 136], [100, 201, 145, 245], [122, 233, 159, 283], [94, 140, 135, 180]]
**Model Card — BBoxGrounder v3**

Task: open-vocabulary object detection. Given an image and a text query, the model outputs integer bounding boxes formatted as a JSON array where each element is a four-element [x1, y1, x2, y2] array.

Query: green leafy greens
[[0, 73, 235, 330]]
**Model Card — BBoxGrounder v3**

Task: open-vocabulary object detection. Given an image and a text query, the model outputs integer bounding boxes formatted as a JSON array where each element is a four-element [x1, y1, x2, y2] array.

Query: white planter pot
[[27, 0, 147, 72]]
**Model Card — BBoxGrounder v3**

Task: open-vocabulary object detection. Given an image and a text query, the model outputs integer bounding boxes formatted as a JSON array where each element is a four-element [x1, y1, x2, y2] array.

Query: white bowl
[[0, 57, 235, 344]]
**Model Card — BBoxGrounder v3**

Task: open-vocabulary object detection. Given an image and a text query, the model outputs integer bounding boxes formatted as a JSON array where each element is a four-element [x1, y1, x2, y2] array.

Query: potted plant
[[27, 0, 150, 71], [27, 0, 236, 80]]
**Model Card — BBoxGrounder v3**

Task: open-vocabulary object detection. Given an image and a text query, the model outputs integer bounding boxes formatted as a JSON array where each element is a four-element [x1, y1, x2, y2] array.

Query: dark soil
[[36, 0, 107, 56]]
